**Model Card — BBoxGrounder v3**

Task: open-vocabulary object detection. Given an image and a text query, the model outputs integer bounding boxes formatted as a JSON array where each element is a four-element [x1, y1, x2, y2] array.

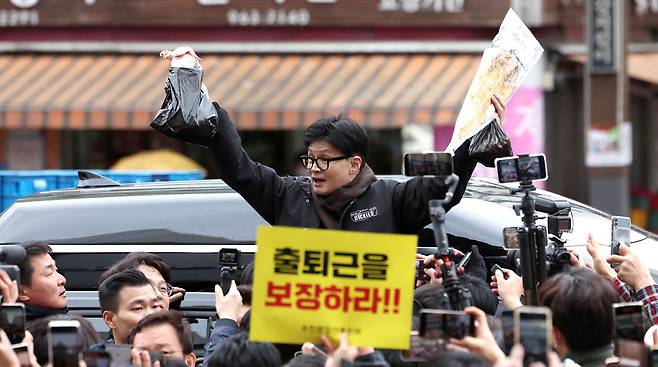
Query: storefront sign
[[250, 226, 416, 349], [0, 0, 522, 28], [587, 0, 619, 73]]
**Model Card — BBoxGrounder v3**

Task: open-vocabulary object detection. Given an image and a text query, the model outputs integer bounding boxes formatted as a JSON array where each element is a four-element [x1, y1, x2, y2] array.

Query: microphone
[[0, 245, 26, 264]]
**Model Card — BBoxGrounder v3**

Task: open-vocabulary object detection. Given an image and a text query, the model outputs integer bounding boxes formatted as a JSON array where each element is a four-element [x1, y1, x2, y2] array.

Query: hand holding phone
[[48, 320, 81, 367], [514, 307, 551, 366], [419, 309, 475, 340], [610, 216, 631, 268], [0, 265, 20, 304], [500, 310, 515, 355], [613, 302, 644, 343], [12, 343, 31, 367], [0, 303, 25, 345], [457, 252, 472, 269], [416, 259, 431, 282]]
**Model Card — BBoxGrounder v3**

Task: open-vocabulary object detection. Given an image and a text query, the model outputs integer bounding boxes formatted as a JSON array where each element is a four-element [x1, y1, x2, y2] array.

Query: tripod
[[511, 181, 548, 306], [428, 174, 473, 310]]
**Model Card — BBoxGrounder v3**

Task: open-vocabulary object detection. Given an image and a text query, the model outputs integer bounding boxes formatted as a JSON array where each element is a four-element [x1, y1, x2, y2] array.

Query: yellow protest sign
[[250, 226, 417, 349]]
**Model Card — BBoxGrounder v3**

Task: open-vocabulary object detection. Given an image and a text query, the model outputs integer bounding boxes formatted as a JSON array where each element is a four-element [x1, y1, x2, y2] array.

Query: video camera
[[404, 152, 472, 311]]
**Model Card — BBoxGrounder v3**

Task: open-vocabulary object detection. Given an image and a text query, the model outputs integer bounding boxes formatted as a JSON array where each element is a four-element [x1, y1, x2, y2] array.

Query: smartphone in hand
[[514, 307, 551, 366], [0, 303, 25, 345], [48, 320, 81, 367]]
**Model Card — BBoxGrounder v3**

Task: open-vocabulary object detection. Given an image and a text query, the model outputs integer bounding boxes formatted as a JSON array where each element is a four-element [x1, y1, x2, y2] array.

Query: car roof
[[0, 179, 267, 250]]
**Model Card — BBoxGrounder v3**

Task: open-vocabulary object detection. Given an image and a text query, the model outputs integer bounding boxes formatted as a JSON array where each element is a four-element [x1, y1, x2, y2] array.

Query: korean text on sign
[[250, 226, 417, 349]]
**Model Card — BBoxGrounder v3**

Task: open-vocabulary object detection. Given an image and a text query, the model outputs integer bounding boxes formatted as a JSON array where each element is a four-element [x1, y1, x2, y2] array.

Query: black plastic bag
[[150, 67, 218, 146], [468, 120, 512, 167]]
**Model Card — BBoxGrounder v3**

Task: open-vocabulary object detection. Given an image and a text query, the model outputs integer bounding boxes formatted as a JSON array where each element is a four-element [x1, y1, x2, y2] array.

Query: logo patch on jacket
[[350, 207, 378, 223]]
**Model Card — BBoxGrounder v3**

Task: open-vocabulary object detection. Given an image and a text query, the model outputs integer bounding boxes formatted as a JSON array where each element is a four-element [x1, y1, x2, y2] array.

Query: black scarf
[[312, 164, 376, 229], [25, 304, 69, 322]]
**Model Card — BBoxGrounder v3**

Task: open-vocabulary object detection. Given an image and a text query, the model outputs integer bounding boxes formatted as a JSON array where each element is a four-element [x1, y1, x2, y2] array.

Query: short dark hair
[[98, 269, 151, 313], [127, 310, 194, 355], [413, 274, 498, 315], [99, 252, 172, 285], [207, 332, 281, 367], [304, 116, 368, 161], [538, 268, 619, 352], [240, 260, 254, 285], [286, 354, 325, 367], [27, 314, 100, 366], [239, 308, 251, 332], [18, 241, 52, 287], [237, 284, 252, 306]]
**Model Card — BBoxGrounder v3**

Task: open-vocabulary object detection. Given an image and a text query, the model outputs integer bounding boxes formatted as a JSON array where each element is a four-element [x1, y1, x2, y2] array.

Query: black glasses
[[156, 282, 174, 297], [299, 155, 350, 171]]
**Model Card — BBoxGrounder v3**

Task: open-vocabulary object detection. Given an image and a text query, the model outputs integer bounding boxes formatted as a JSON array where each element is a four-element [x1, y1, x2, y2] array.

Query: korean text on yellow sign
[[250, 226, 416, 349]]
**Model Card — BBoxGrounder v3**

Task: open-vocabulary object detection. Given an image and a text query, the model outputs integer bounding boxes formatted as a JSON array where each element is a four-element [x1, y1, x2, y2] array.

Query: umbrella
[[110, 149, 206, 176]]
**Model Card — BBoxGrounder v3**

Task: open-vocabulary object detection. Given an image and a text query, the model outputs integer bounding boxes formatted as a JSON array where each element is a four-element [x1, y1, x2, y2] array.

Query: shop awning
[[0, 53, 479, 130], [568, 52, 658, 85]]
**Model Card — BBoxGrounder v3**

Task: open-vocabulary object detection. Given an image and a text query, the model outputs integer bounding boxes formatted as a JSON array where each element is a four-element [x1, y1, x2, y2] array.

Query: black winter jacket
[[210, 104, 476, 234]]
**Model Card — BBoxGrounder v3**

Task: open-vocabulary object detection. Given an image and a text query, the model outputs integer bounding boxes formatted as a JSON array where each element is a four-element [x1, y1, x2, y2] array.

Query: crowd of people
[[0, 234, 656, 367]]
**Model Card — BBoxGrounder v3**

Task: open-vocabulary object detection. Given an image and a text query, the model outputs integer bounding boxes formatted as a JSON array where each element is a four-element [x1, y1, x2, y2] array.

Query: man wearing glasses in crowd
[[160, 48, 506, 234], [99, 252, 185, 310]]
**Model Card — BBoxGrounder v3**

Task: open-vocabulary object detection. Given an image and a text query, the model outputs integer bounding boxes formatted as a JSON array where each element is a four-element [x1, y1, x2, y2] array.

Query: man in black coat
[[158, 48, 506, 235]]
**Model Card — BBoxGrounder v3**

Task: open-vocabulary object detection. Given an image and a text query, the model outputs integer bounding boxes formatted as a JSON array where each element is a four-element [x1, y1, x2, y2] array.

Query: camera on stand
[[404, 152, 472, 310], [218, 248, 242, 295], [495, 154, 575, 305]]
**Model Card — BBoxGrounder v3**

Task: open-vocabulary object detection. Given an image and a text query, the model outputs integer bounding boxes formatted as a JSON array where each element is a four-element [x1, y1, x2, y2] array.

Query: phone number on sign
[[227, 8, 310, 26]]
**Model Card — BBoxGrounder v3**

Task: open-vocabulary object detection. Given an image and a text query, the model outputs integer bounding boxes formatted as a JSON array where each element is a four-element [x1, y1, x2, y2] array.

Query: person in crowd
[[15, 241, 68, 321], [99, 252, 186, 310], [587, 233, 658, 327], [493, 265, 619, 366], [206, 331, 281, 367], [204, 280, 244, 365], [27, 314, 100, 366], [96, 269, 164, 348], [158, 47, 506, 236], [128, 310, 196, 367], [449, 306, 562, 367], [539, 268, 618, 366]]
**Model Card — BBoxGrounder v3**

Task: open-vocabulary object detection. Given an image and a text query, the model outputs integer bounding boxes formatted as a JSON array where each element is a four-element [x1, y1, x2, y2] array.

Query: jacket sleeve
[[203, 318, 240, 366], [392, 139, 477, 234], [209, 104, 289, 224], [632, 283, 658, 328]]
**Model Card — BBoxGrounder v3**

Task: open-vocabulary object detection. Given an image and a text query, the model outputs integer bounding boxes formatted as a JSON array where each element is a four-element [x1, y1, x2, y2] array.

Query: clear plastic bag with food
[[447, 9, 544, 153]]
